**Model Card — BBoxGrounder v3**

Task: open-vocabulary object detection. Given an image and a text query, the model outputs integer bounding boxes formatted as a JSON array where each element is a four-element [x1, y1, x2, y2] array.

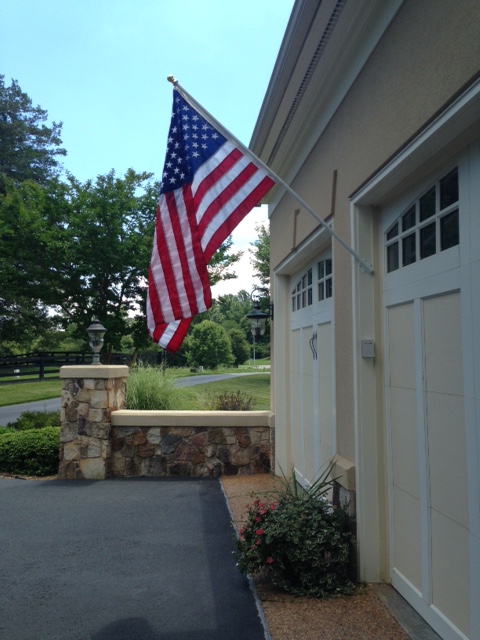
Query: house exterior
[[250, 1, 480, 638]]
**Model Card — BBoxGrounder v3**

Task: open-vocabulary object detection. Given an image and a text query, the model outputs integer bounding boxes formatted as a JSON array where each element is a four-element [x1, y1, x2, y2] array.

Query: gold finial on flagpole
[[167, 75, 178, 86]]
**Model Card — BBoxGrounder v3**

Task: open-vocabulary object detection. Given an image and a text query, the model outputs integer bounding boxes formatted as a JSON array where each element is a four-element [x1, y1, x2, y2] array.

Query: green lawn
[[0, 380, 62, 407], [180, 373, 271, 410]]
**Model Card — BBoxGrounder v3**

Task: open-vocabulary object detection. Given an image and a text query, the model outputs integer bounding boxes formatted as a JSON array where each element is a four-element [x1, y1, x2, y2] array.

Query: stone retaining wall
[[59, 365, 274, 480], [110, 413, 273, 477]]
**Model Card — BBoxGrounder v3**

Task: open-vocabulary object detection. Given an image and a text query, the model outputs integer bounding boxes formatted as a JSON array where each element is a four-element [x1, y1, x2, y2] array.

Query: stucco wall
[[269, 0, 480, 463]]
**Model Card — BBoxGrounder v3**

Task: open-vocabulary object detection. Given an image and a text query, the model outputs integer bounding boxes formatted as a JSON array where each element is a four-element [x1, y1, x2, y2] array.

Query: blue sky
[[0, 0, 292, 181], [1, 1, 292, 295]]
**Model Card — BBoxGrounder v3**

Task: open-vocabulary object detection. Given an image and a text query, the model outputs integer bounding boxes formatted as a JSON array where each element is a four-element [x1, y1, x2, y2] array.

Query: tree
[[207, 236, 243, 286], [228, 328, 250, 367], [205, 292, 252, 333], [0, 170, 157, 359], [0, 296, 51, 354], [0, 75, 66, 188], [0, 168, 247, 359], [185, 321, 234, 369], [249, 222, 270, 291], [249, 224, 271, 357]]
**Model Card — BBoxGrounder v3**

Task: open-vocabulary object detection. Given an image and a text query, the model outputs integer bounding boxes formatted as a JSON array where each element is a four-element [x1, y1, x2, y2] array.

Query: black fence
[[0, 351, 136, 382]]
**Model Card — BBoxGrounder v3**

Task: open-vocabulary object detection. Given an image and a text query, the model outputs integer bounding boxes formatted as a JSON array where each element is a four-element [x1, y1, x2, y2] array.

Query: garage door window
[[292, 268, 313, 311], [385, 167, 459, 272]]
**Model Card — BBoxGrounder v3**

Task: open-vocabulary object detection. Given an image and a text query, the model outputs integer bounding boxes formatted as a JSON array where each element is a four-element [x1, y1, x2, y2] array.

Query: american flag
[[147, 90, 275, 352]]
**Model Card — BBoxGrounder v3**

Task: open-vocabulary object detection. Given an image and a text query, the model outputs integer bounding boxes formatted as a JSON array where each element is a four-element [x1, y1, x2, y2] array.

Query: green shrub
[[186, 321, 234, 369], [6, 410, 60, 430], [0, 427, 14, 436], [0, 427, 60, 476], [228, 328, 250, 367], [126, 363, 189, 410], [235, 462, 355, 598], [206, 390, 256, 411]]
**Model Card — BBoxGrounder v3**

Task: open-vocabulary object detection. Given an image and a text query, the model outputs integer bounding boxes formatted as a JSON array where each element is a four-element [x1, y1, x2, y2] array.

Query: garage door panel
[[423, 292, 463, 396], [427, 391, 468, 527], [291, 329, 302, 466], [390, 386, 419, 499], [392, 487, 422, 592], [387, 303, 416, 389], [317, 322, 334, 468], [431, 510, 470, 637]]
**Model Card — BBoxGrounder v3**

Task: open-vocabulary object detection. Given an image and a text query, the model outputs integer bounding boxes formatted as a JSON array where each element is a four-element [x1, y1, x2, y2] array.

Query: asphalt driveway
[[0, 477, 267, 640]]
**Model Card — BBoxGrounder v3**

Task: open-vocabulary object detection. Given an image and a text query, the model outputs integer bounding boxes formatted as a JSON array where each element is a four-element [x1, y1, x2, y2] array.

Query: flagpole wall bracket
[[359, 261, 373, 275]]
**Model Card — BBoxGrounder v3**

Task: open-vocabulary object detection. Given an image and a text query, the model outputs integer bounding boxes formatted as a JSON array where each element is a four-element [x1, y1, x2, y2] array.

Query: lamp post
[[86, 317, 107, 365], [246, 304, 269, 367]]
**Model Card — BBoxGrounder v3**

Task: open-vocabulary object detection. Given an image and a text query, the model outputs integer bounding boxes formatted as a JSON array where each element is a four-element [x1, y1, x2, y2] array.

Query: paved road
[[0, 477, 267, 640], [174, 373, 254, 388], [0, 397, 60, 426], [0, 373, 258, 426]]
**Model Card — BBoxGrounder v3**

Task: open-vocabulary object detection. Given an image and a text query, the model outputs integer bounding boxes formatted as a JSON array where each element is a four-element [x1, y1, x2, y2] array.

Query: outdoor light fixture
[[86, 317, 106, 365], [246, 305, 269, 339]]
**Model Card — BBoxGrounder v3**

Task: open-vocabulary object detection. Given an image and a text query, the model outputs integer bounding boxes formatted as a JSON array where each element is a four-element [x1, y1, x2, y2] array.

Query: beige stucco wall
[[270, 0, 480, 463]]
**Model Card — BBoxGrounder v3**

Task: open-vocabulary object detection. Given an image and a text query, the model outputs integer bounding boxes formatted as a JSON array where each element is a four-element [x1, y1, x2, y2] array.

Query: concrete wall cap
[[111, 410, 274, 428], [60, 365, 130, 379], [332, 455, 356, 491]]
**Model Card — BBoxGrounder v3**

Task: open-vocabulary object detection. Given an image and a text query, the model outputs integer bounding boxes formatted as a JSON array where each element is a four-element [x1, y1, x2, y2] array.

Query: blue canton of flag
[[160, 96, 226, 195]]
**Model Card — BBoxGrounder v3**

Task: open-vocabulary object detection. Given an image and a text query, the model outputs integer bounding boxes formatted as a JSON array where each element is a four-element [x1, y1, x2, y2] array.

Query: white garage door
[[289, 253, 336, 486], [381, 156, 478, 640]]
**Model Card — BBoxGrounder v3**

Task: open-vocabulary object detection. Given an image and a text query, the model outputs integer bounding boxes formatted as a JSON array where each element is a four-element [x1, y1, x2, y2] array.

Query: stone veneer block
[[58, 365, 129, 480], [109, 421, 273, 479]]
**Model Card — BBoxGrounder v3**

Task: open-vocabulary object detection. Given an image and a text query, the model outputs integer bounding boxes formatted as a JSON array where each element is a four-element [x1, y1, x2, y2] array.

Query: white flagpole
[[167, 75, 373, 275]]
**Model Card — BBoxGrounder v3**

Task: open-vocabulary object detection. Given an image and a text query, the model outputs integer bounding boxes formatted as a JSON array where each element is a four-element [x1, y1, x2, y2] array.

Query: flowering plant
[[235, 462, 355, 598]]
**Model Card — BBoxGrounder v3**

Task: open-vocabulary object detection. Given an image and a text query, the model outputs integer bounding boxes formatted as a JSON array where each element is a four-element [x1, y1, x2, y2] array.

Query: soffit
[[251, 0, 404, 204]]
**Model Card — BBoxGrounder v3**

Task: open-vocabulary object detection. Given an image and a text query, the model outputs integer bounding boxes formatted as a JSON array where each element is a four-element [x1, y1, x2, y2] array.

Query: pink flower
[[266, 557, 274, 565], [255, 529, 264, 536]]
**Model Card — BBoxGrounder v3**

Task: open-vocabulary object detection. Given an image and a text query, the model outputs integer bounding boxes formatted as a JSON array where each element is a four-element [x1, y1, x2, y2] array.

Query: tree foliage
[[228, 328, 250, 367], [250, 222, 270, 291], [0, 75, 66, 188], [186, 321, 234, 369], [0, 170, 157, 358], [207, 236, 243, 286]]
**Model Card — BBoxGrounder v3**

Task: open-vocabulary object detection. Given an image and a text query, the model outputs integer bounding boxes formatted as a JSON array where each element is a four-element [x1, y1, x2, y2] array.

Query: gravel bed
[[221, 474, 410, 640]]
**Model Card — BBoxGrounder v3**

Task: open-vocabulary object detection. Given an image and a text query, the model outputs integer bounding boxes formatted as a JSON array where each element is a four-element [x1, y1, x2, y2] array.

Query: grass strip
[[181, 373, 271, 410], [0, 380, 62, 407]]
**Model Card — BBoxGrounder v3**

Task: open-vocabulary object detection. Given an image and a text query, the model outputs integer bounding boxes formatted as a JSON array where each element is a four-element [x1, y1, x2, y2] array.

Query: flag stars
[[160, 93, 227, 195]]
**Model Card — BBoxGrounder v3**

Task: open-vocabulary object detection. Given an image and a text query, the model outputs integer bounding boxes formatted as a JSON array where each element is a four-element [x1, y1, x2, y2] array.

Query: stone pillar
[[58, 365, 129, 480]]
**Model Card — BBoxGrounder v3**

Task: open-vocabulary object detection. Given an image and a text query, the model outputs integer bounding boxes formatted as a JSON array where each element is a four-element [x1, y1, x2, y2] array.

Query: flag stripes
[[147, 90, 275, 352]]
